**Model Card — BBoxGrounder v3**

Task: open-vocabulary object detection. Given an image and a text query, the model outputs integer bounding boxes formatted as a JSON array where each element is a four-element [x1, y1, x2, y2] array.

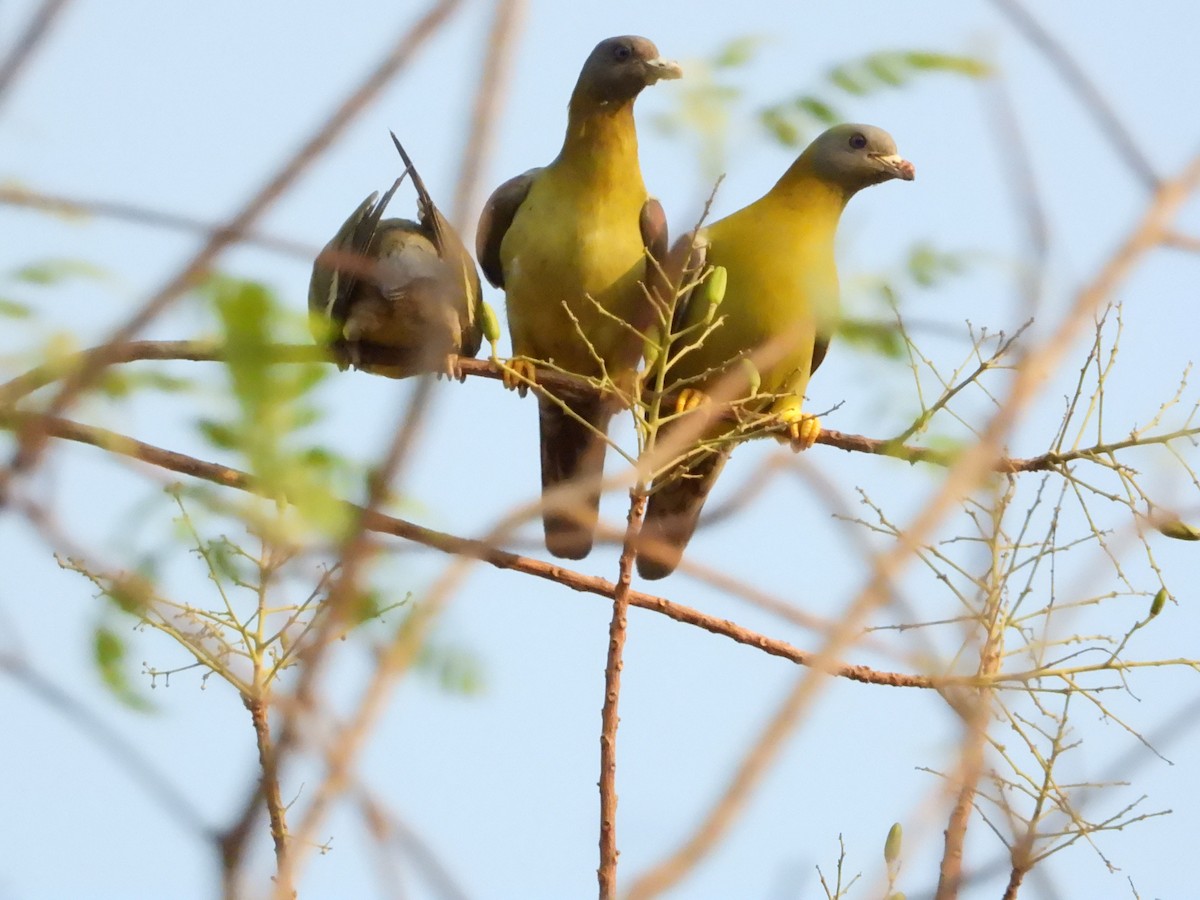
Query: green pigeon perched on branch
[[476, 35, 681, 559], [637, 123, 915, 580], [309, 134, 488, 379]]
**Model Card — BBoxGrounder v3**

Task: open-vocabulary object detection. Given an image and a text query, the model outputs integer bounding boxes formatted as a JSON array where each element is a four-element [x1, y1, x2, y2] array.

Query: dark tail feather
[[539, 395, 612, 559], [637, 448, 729, 580]]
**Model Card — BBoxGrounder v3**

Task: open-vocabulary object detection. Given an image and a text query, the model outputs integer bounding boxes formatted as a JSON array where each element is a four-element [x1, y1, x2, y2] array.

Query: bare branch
[[0, 408, 940, 690], [597, 491, 646, 898], [450, 0, 528, 233], [0, 0, 73, 111], [5, 0, 468, 476], [988, 0, 1159, 188]]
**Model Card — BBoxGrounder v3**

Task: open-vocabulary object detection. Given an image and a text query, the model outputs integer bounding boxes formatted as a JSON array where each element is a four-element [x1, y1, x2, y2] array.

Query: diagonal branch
[[0, 0, 73, 110], [450, 0, 528, 233], [0, 408, 935, 690], [5, 0, 467, 477], [988, 0, 1159, 188]]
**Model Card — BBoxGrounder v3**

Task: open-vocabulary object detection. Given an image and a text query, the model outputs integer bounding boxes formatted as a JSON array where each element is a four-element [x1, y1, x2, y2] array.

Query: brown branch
[[0, 0, 73, 110], [357, 791, 472, 900], [626, 669, 816, 900], [1001, 864, 1026, 900], [0, 185, 318, 261], [0, 408, 934, 690], [936, 538, 1007, 900], [0, 650, 212, 840], [450, 0, 528, 233], [7, 338, 1173, 475], [247, 696, 290, 882], [1163, 230, 1200, 254], [270, 378, 440, 894], [597, 491, 646, 899], [7, 0, 466, 477], [988, 0, 1159, 189]]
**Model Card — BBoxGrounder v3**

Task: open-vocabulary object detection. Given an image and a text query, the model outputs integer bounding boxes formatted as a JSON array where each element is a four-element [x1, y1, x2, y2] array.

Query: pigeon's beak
[[872, 153, 915, 181], [643, 56, 683, 83]]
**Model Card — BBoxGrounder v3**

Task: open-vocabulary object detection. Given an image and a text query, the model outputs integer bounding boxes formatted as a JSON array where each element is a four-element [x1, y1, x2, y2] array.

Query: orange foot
[[501, 358, 538, 396], [775, 408, 821, 452], [674, 387, 710, 415]]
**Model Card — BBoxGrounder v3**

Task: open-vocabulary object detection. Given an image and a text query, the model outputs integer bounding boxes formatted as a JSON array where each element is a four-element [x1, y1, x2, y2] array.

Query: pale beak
[[644, 57, 683, 83], [872, 153, 915, 181]]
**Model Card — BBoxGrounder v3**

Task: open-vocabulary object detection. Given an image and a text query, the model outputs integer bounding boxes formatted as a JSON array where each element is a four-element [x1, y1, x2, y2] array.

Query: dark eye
[[849, 132, 868, 150], [613, 44, 632, 62]]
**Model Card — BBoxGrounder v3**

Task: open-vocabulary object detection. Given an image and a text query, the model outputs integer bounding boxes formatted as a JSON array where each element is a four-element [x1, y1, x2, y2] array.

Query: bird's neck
[[556, 97, 643, 187], [758, 160, 851, 241]]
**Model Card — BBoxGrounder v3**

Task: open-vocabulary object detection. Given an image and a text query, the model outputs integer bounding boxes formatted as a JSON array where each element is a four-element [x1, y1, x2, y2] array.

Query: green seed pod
[[1158, 518, 1200, 541], [480, 301, 502, 344], [643, 334, 661, 370], [884, 822, 903, 865], [739, 357, 761, 397], [701, 265, 728, 322], [1149, 588, 1168, 618]]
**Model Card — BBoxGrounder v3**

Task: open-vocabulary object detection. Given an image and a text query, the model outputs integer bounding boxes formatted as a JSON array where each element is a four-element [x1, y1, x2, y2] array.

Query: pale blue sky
[[3, 2, 1200, 898]]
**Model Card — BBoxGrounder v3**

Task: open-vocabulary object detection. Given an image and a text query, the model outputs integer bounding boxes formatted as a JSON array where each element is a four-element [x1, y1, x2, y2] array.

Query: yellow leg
[[501, 357, 538, 396], [674, 387, 710, 415], [773, 406, 822, 452]]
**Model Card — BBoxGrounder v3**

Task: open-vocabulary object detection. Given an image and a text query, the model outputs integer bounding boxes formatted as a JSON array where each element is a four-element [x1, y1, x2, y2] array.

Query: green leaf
[[93, 625, 153, 711], [197, 418, 240, 450], [12, 258, 108, 286], [759, 107, 802, 147], [838, 317, 905, 359], [713, 36, 766, 69], [419, 642, 486, 696], [0, 297, 33, 318], [907, 242, 968, 287], [903, 51, 991, 77], [829, 65, 868, 95], [795, 95, 840, 126], [866, 52, 906, 87], [825, 50, 990, 102], [108, 577, 151, 616]]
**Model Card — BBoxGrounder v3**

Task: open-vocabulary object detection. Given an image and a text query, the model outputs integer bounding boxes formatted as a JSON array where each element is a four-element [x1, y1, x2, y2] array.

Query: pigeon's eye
[[613, 44, 632, 61], [849, 132, 868, 150]]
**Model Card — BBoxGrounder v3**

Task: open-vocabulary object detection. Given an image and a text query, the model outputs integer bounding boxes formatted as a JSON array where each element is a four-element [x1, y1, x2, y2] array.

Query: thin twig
[[358, 791, 472, 900], [988, 0, 1159, 188], [626, 668, 818, 900], [0, 0, 73, 110], [0, 651, 212, 839], [982, 72, 1049, 325], [450, 0, 528, 233], [0, 185, 318, 261]]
